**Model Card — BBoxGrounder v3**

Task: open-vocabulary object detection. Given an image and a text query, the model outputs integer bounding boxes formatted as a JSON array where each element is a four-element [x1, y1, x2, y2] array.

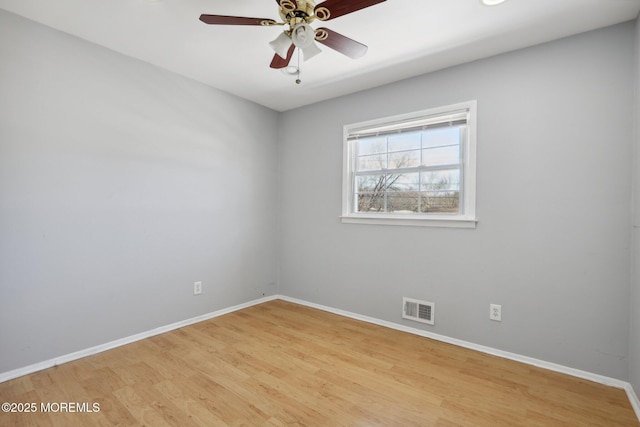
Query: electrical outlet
[[194, 281, 202, 295], [490, 304, 502, 321]]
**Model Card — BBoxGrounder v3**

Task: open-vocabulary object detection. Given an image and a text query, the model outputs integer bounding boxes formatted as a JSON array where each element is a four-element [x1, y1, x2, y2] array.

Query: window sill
[[340, 215, 477, 228]]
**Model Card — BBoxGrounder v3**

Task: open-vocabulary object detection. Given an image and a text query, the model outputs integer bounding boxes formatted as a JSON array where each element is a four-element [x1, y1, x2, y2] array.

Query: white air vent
[[402, 297, 435, 325]]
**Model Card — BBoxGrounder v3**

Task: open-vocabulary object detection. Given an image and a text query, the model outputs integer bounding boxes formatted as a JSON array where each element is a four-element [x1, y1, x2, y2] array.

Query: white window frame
[[341, 101, 477, 228]]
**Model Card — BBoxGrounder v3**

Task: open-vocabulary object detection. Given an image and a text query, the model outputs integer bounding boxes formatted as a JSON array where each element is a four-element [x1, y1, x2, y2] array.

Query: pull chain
[[295, 48, 301, 84]]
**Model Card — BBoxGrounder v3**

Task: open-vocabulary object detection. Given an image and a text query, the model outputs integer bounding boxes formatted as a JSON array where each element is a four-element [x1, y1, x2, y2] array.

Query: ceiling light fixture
[[482, 0, 507, 5], [291, 23, 322, 62], [199, 0, 385, 73], [269, 32, 293, 59]]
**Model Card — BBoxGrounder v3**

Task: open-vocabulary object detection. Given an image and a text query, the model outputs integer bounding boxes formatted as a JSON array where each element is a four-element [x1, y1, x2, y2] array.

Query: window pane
[[420, 170, 460, 213], [387, 172, 419, 192], [387, 194, 419, 213], [389, 150, 420, 169], [356, 174, 387, 213], [422, 126, 462, 149], [357, 153, 387, 171], [422, 145, 460, 167], [387, 173, 420, 213], [356, 173, 385, 213], [357, 137, 387, 156], [388, 131, 421, 152], [357, 193, 385, 212], [357, 174, 385, 193], [421, 170, 460, 191], [419, 191, 459, 213]]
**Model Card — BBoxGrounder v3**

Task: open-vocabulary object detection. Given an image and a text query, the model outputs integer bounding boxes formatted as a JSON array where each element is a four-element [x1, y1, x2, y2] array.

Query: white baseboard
[[279, 295, 639, 410], [626, 383, 640, 422], [0, 295, 278, 384]]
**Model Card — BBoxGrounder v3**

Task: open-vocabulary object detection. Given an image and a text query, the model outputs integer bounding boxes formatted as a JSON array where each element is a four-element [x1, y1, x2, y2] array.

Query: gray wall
[[631, 14, 640, 395], [279, 23, 635, 380], [0, 10, 279, 373]]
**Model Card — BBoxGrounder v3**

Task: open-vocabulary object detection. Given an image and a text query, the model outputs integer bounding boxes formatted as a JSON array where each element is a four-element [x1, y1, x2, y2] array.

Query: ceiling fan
[[199, 0, 387, 72]]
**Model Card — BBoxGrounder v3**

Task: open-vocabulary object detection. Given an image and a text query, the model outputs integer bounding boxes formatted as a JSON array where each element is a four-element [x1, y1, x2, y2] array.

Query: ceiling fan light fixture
[[199, 0, 387, 70], [269, 32, 292, 59], [291, 23, 315, 48], [291, 23, 322, 61], [300, 43, 322, 62]]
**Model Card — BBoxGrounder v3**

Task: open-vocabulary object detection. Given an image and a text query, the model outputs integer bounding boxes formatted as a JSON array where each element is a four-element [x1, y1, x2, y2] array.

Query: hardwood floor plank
[[186, 374, 271, 426], [0, 300, 637, 426], [111, 385, 165, 426]]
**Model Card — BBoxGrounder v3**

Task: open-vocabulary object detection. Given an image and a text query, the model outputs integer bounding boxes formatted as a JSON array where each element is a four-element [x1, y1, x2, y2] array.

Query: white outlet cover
[[490, 304, 502, 321]]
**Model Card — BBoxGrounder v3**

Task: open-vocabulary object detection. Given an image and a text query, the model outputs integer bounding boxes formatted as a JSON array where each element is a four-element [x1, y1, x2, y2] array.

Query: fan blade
[[315, 28, 367, 59], [270, 44, 296, 69], [314, 0, 386, 20], [199, 14, 277, 26]]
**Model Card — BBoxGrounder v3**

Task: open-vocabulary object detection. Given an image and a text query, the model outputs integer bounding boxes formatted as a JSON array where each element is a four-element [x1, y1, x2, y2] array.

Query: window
[[341, 101, 477, 228]]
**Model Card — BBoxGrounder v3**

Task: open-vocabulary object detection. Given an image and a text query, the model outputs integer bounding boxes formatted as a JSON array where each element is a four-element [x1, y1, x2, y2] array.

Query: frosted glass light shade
[[269, 32, 292, 59], [300, 43, 321, 61], [291, 23, 321, 62]]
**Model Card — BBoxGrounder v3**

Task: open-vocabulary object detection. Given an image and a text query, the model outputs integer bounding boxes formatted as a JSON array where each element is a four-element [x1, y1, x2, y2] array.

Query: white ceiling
[[1, 0, 639, 111]]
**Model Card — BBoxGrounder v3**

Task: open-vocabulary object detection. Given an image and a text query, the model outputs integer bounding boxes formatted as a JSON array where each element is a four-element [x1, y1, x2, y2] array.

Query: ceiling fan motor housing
[[278, 0, 316, 26]]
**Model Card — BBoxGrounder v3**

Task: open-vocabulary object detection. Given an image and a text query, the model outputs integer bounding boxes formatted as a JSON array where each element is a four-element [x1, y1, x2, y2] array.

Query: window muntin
[[342, 101, 477, 227]]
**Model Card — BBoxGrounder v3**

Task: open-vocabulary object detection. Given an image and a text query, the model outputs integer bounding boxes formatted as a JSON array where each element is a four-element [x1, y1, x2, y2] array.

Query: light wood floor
[[0, 300, 638, 426]]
